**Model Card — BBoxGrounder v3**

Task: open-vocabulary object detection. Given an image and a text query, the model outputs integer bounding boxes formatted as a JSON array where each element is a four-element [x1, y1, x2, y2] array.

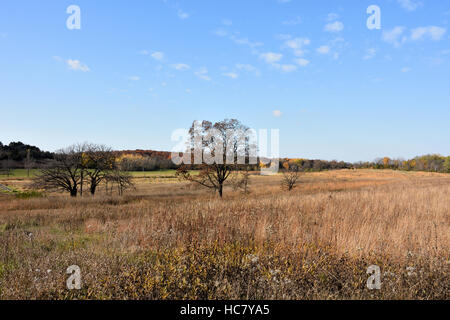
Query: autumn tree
[[281, 162, 301, 191], [105, 168, 135, 196], [83, 144, 116, 196], [32, 144, 85, 197], [176, 119, 255, 198]]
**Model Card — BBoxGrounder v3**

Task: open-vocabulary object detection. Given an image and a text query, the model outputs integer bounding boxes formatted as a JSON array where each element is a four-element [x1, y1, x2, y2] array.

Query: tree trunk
[[80, 171, 84, 197], [90, 183, 97, 196], [218, 184, 223, 198], [70, 188, 77, 197]]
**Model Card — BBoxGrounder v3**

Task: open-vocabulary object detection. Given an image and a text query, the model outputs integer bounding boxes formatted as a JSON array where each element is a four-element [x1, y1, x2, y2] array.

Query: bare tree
[[32, 145, 84, 197], [83, 144, 116, 196], [281, 163, 301, 191], [176, 119, 254, 198], [106, 169, 135, 196], [231, 166, 251, 195]]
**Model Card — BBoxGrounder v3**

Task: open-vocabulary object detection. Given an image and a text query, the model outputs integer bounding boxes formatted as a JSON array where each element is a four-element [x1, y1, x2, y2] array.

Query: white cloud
[[284, 37, 310, 56], [260, 52, 283, 64], [236, 64, 260, 76], [52, 56, 63, 62], [326, 13, 339, 22], [324, 21, 344, 33], [151, 51, 165, 61], [185, 89, 192, 94], [279, 64, 297, 73], [397, 0, 422, 12], [67, 59, 90, 72], [410, 26, 446, 41], [382, 26, 406, 47], [316, 46, 330, 54], [172, 63, 191, 71], [222, 19, 232, 26], [161, 82, 167, 87], [177, 9, 189, 20], [127, 76, 140, 81], [401, 67, 411, 73], [273, 110, 283, 117], [230, 35, 263, 48], [295, 58, 310, 67], [363, 48, 377, 60], [213, 28, 228, 37], [223, 72, 238, 79], [282, 16, 301, 26], [194, 67, 211, 81]]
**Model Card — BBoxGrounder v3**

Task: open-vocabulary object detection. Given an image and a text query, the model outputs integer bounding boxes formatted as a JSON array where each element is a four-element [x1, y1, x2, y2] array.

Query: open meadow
[[0, 169, 448, 300]]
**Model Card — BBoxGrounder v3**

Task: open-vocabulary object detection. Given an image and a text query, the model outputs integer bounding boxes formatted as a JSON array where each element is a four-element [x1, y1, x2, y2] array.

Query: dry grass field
[[0, 169, 448, 299]]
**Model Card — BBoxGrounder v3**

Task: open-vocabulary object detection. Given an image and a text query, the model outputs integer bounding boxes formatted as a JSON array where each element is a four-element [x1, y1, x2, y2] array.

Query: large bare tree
[[176, 119, 255, 198], [83, 144, 116, 196], [32, 144, 85, 197]]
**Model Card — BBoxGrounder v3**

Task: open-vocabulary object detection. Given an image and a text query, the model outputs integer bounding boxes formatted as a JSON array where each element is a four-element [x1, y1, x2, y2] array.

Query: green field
[[0, 169, 179, 179]]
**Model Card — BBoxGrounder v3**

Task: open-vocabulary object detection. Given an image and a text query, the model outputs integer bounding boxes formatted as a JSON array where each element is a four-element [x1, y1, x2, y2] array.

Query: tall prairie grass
[[0, 170, 448, 299]]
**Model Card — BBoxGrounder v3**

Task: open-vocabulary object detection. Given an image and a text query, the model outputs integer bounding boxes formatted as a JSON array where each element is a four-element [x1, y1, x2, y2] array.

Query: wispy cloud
[[260, 52, 283, 64], [401, 67, 411, 73], [222, 19, 232, 26], [383, 26, 446, 47], [171, 63, 191, 71], [382, 26, 407, 47], [284, 37, 310, 56], [316, 46, 331, 54], [194, 67, 211, 81], [397, 0, 422, 12], [295, 58, 310, 67], [410, 26, 446, 41], [326, 13, 339, 22], [229, 34, 263, 48], [151, 51, 165, 61], [363, 48, 377, 60], [177, 9, 190, 20], [236, 64, 260, 76], [273, 110, 283, 117], [282, 16, 301, 26], [278, 64, 297, 73], [127, 75, 140, 81], [67, 59, 90, 72], [223, 72, 238, 79], [324, 21, 344, 33]]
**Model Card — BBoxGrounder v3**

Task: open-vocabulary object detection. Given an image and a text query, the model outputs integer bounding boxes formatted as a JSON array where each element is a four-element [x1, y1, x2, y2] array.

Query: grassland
[[0, 169, 448, 299], [0, 169, 178, 179]]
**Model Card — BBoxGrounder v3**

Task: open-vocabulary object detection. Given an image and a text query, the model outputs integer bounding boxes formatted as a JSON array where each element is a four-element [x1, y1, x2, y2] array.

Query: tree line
[[354, 154, 450, 173]]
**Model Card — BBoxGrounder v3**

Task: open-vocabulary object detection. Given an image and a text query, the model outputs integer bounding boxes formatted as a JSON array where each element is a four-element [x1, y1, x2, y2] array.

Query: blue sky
[[0, 0, 449, 162]]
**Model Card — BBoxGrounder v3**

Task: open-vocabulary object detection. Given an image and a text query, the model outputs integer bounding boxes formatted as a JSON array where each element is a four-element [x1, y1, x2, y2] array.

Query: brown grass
[[0, 169, 448, 299]]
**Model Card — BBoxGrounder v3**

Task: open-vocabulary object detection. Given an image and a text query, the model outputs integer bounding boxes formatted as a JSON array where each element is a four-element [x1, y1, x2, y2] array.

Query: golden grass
[[0, 169, 448, 299]]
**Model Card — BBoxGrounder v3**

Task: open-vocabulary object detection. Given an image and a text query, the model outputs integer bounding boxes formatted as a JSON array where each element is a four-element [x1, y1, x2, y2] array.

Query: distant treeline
[[353, 154, 450, 173], [0, 141, 54, 170], [1, 141, 449, 174], [283, 155, 450, 173]]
